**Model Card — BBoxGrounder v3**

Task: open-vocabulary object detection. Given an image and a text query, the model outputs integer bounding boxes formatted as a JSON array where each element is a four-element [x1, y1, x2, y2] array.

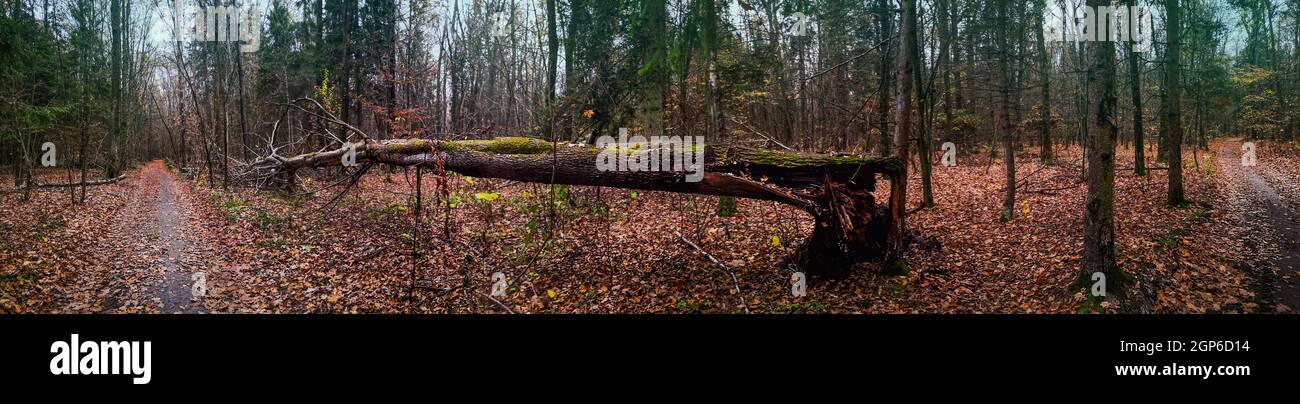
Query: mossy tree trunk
[[246, 137, 901, 272]]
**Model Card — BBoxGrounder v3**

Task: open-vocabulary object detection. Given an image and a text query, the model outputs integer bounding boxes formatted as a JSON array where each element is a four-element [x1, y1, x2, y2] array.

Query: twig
[[1022, 182, 1085, 195], [730, 117, 794, 151], [793, 35, 897, 85], [675, 231, 749, 314], [478, 291, 515, 314], [905, 204, 927, 216]]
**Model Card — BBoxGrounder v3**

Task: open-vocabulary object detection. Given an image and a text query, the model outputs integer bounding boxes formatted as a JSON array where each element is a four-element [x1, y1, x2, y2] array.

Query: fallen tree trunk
[[31, 174, 127, 188], [2, 174, 127, 194], [245, 137, 901, 272]]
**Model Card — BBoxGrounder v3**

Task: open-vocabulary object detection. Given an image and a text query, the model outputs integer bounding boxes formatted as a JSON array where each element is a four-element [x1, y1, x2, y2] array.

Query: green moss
[[601, 143, 647, 154], [385, 139, 432, 153], [443, 137, 554, 154], [713, 145, 728, 161], [1076, 294, 1105, 314], [745, 148, 898, 170], [883, 257, 909, 276], [1070, 268, 1133, 312]]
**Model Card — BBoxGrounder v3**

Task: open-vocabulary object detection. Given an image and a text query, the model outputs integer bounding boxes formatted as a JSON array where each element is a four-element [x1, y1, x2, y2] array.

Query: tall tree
[[914, 0, 933, 207], [877, 0, 895, 155], [1129, 0, 1146, 176], [1037, 0, 1054, 164], [996, 0, 1016, 221], [108, 0, 122, 178], [1163, 0, 1185, 204], [887, 0, 917, 270], [544, 0, 558, 138], [1081, 0, 1123, 296], [702, 0, 722, 142]]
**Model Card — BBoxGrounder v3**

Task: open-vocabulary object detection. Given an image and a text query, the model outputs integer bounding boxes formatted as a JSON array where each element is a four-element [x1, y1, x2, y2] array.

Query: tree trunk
[[1037, 2, 1054, 164], [8, 174, 126, 193], [876, 0, 895, 156], [237, 41, 250, 160], [1080, 0, 1123, 296], [563, 0, 583, 142], [886, 0, 917, 272], [938, 0, 953, 124], [997, 0, 1016, 221], [108, 0, 121, 178], [544, 0, 558, 139], [704, 0, 723, 143], [249, 137, 900, 272], [912, 0, 932, 208], [1128, 30, 1145, 176], [1163, 0, 1185, 204]]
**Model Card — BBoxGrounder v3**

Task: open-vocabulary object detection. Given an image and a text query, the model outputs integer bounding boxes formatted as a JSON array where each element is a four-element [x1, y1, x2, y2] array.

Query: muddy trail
[[1215, 138, 1300, 312]]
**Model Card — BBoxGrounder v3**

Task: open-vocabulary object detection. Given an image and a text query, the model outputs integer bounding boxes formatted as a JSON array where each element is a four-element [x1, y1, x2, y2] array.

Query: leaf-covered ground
[[0, 162, 224, 313], [3, 139, 1297, 313]]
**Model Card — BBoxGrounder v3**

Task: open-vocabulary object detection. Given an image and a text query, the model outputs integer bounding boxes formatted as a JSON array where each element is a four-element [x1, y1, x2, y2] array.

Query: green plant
[[215, 198, 247, 223], [675, 299, 713, 313], [716, 196, 737, 217], [220, 199, 246, 213], [254, 209, 286, 228], [368, 201, 407, 221]]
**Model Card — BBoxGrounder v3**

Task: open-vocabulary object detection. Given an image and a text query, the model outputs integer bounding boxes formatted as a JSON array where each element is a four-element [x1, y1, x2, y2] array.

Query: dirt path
[[91, 161, 218, 313], [1215, 138, 1300, 312]]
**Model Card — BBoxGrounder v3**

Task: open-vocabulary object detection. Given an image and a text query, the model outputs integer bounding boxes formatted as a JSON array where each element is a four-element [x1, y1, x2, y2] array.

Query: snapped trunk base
[[786, 188, 890, 275]]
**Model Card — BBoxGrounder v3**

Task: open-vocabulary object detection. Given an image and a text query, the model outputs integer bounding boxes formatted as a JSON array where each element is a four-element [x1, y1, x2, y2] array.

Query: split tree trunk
[[248, 137, 901, 272]]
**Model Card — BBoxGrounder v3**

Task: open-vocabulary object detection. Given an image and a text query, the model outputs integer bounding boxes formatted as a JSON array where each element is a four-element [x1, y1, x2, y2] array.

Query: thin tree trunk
[[544, 0, 558, 138], [1163, 0, 1185, 204], [997, 0, 1016, 221], [877, 0, 895, 156], [887, 0, 917, 271], [1128, 36, 1145, 176], [108, 0, 121, 178], [1037, 2, 1054, 163], [912, 0, 933, 207]]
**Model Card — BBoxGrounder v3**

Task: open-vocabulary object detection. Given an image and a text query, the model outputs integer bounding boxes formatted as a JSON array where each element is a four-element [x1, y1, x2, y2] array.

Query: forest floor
[[0, 161, 220, 313], [1215, 138, 1300, 312], [2, 139, 1298, 313]]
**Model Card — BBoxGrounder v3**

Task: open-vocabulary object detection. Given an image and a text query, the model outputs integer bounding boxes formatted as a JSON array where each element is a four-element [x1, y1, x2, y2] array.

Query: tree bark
[[876, 0, 895, 156], [997, 0, 1016, 221], [108, 0, 122, 178], [1162, 0, 1185, 204], [886, 0, 917, 272], [1128, 31, 1145, 176], [912, 0, 932, 208], [1037, 1, 1054, 164], [1080, 0, 1123, 295], [544, 0, 558, 139]]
